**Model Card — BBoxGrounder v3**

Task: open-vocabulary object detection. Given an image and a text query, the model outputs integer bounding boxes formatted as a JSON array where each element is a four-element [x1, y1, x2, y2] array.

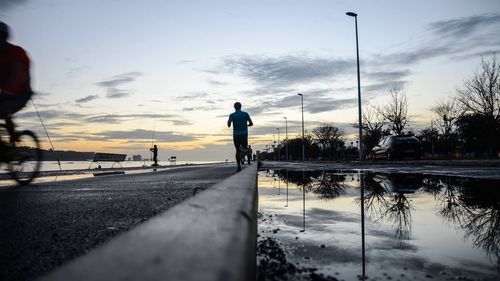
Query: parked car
[[372, 135, 423, 160], [371, 173, 423, 193]]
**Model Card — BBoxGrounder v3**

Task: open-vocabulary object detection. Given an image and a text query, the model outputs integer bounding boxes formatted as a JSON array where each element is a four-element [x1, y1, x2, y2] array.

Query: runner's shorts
[[233, 135, 248, 150]]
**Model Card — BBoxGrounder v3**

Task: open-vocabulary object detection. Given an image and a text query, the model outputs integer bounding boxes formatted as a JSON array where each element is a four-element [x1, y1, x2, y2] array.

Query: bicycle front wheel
[[8, 130, 42, 185]]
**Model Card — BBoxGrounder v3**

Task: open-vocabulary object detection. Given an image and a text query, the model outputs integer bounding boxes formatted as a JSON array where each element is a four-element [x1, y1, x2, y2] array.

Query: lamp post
[[276, 127, 280, 161], [272, 134, 276, 161], [298, 93, 305, 161], [346, 11, 364, 162], [283, 117, 288, 161]]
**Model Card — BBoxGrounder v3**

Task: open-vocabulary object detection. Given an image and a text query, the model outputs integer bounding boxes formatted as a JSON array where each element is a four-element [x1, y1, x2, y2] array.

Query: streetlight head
[[297, 93, 303, 96], [283, 116, 287, 119], [346, 12, 357, 17]]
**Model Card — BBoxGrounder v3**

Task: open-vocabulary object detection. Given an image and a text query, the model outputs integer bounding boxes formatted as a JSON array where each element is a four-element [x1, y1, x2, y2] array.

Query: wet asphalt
[[0, 164, 235, 281], [261, 160, 500, 179]]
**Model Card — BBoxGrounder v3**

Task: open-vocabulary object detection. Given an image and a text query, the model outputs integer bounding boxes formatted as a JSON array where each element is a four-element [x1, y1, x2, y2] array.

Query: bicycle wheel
[[8, 130, 42, 185]]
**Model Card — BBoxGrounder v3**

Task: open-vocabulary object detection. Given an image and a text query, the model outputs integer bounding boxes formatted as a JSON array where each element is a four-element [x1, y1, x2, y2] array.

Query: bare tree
[[456, 55, 500, 156], [457, 55, 500, 120], [361, 106, 387, 152], [378, 84, 411, 135], [312, 123, 344, 160], [431, 97, 461, 136]]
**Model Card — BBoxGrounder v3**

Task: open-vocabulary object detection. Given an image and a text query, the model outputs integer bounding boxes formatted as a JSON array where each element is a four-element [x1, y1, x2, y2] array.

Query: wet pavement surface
[[262, 161, 500, 180], [257, 168, 500, 281], [0, 164, 235, 281]]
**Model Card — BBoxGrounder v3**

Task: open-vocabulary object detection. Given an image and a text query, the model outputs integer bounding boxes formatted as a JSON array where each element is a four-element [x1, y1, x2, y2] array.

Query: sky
[[1, 0, 500, 161]]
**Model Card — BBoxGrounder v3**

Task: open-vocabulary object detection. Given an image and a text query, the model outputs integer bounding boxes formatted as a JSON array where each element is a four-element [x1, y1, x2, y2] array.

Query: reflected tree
[[429, 176, 500, 263], [385, 192, 414, 240], [434, 178, 470, 226], [460, 180, 500, 263], [274, 170, 319, 193], [313, 172, 347, 200], [362, 173, 416, 241], [362, 174, 390, 220]]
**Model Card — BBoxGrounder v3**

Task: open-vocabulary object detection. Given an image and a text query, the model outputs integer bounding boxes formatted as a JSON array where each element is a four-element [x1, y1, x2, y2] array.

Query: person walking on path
[[227, 102, 253, 172], [247, 145, 253, 165]]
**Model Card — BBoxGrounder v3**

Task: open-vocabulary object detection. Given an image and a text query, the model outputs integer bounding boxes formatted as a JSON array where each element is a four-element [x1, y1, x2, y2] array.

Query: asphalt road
[[0, 164, 235, 281]]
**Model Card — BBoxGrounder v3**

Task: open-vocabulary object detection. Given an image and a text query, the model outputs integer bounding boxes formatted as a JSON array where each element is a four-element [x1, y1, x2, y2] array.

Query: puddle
[[257, 169, 500, 281]]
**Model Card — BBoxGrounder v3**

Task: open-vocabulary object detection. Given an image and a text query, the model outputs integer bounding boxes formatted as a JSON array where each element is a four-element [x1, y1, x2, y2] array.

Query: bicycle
[[0, 116, 42, 185]]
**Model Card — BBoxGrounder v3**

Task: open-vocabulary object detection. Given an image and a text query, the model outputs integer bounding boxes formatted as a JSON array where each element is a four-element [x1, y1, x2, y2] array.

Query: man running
[[0, 21, 32, 132], [227, 102, 253, 172]]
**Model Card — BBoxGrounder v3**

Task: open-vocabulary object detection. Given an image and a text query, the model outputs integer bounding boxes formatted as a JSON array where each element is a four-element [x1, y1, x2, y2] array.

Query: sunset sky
[[2, 0, 499, 161]]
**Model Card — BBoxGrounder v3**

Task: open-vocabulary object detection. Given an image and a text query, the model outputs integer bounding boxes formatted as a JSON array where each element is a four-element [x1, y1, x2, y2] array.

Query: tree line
[[261, 55, 500, 160]]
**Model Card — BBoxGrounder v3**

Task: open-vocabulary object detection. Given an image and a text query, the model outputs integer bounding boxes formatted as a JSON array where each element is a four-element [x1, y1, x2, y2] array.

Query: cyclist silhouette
[[227, 102, 253, 172], [0, 21, 32, 135]]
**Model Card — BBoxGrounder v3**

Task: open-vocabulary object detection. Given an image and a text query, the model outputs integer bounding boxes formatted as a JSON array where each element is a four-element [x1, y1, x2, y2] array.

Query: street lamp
[[272, 134, 276, 161], [298, 93, 305, 161], [283, 117, 288, 161], [346, 11, 364, 161], [276, 127, 280, 161]]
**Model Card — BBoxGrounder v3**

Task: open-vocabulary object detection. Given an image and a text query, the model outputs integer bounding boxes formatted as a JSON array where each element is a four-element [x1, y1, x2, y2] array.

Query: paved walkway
[[0, 164, 235, 281]]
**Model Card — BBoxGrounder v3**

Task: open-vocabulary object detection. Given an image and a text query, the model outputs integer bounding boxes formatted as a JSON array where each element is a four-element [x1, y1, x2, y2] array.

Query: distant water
[[1, 160, 222, 173]]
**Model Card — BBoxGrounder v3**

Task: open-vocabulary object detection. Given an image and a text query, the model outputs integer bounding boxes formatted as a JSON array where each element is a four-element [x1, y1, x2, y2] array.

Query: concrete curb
[[40, 164, 258, 281]]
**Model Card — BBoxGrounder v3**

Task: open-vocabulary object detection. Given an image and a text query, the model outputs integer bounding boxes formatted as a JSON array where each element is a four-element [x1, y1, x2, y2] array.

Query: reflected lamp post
[[283, 117, 288, 161], [346, 11, 364, 161], [285, 170, 289, 207], [298, 93, 305, 161], [360, 172, 366, 277]]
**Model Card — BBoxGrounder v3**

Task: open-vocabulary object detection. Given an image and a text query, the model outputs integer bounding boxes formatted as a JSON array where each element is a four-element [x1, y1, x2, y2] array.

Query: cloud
[[207, 80, 227, 86], [362, 81, 407, 93], [15, 110, 86, 120], [376, 13, 500, 67], [106, 92, 131, 98], [428, 13, 500, 40], [176, 60, 194, 65], [0, 0, 28, 10], [75, 95, 99, 103], [216, 53, 412, 105], [95, 129, 196, 142], [175, 92, 208, 101], [171, 120, 194, 126], [449, 49, 500, 61], [307, 97, 358, 114], [85, 113, 178, 124], [244, 92, 360, 116], [66, 66, 91, 79], [365, 70, 411, 81], [97, 72, 142, 88], [222, 54, 354, 87], [182, 105, 220, 112], [212, 14, 500, 112], [380, 46, 455, 66], [96, 72, 142, 99]]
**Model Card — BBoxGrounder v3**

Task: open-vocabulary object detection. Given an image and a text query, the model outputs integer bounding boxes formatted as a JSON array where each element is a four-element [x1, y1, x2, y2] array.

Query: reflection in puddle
[[257, 169, 500, 281]]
